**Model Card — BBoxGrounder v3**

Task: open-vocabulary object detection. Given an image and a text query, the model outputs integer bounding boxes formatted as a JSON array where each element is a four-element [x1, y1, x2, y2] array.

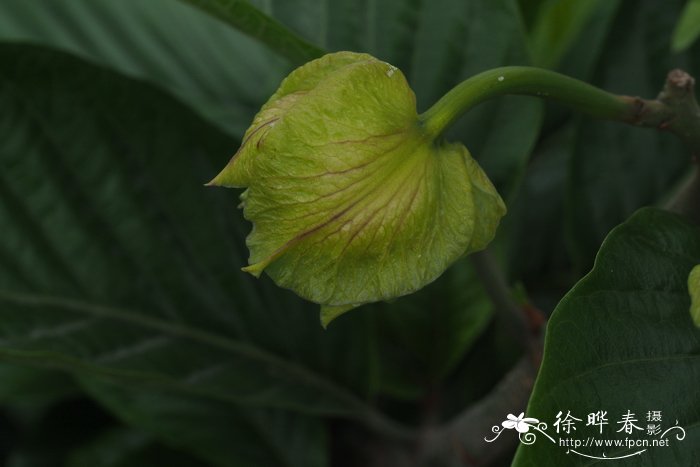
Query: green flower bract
[[210, 52, 506, 326]]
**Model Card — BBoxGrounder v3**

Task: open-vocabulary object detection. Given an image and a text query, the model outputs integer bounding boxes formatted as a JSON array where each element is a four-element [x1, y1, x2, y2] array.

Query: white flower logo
[[502, 412, 540, 433], [486, 412, 553, 445]]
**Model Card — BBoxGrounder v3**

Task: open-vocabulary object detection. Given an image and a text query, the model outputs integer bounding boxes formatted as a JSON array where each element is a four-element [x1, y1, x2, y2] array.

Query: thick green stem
[[420, 67, 700, 160], [419, 67, 634, 139], [422, 66, 700, 221]]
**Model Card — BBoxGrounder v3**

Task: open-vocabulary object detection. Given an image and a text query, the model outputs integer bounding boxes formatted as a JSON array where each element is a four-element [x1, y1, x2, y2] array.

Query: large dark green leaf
[[80, 378, 326, 467], [513, 208, 700, 466], [0, 0, 291, 137], [0, 43, 402, 462]]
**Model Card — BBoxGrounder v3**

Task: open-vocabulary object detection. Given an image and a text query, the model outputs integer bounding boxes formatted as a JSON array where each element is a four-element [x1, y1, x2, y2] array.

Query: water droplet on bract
[[498, 76, 504, 82]]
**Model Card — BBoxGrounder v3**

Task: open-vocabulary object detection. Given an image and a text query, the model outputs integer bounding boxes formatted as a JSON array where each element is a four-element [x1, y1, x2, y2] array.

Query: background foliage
[[0, 0, 698, 465]]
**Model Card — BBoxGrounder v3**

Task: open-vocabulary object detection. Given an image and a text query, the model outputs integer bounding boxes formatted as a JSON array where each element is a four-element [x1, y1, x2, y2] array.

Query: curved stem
[[420, 67, 700, 162], [419, 67, 633, 139]]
